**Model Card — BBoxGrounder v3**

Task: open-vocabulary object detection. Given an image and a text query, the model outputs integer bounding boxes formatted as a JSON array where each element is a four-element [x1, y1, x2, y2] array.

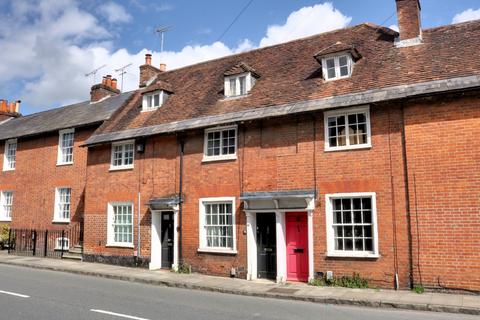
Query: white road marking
[[0, 290, 30, 298], [90, 309, 150, 320]]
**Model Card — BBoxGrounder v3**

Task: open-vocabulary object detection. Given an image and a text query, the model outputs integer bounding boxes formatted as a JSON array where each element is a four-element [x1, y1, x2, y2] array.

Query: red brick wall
[[404, 94, 480, 291], [0, 127, 95, 230]]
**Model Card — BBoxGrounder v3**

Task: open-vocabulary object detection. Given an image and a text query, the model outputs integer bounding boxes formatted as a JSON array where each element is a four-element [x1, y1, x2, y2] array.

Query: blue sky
[[1, 0, 479, 114]]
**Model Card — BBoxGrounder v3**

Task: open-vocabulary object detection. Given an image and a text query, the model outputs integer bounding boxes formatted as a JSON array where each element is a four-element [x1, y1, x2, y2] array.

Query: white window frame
[[107, 202, 134, 248], [57, 128, 75, 166], [53, 187, 71, 223], [322, 53, 353, 81], [198, 197, 237, 254], [142, 90, 168, 112], [203, 125, 238, 162], [325, 192, 379, 258], [0, 191, 13, 222], [3, 138, 17, 171], [224, 72, 252, 97], [324, 105, 371, 151], [54, 237, 69, 250], [110, 140, 135, 170]]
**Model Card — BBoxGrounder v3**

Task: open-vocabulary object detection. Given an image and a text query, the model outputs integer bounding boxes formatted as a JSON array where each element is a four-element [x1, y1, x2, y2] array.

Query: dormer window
[[142, 90, 169, 112], [322, 54, 353, 81], [224, 73, 253, 98]]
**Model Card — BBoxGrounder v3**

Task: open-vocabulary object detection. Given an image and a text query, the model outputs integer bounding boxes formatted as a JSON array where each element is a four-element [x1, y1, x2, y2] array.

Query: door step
[[62, 244, 83, 261]]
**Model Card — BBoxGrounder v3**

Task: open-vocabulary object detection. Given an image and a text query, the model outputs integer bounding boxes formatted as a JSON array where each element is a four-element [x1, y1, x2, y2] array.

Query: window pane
[[327, 68, 336, 79], [238, 76, 246, 95], [326, 58, 335, 69], [153, 94, 160, 107], [229, 78, 236, 96]]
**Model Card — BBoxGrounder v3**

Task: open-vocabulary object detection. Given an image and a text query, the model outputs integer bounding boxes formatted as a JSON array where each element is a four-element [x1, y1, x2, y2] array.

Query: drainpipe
[[137, 192, 141, 264], [178, 137, 185, 267]]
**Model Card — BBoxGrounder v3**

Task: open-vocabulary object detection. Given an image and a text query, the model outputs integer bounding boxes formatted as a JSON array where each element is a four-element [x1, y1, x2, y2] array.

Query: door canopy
[[240, 189, 316, 211]]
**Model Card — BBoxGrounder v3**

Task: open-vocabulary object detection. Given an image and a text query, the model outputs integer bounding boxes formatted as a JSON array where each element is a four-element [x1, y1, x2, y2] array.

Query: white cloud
[[99, 1, 132, 24], [388, 24, 399, 32], [452, 8, 480, 24], [259, 2, 351, 47], [0, 0, 351, 113]]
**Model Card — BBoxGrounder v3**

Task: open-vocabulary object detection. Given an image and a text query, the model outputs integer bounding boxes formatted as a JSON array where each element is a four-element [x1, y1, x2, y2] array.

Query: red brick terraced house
[[1, 0, 478, 292], [0, 78, 132, 253], [80, 0, 480, 291]]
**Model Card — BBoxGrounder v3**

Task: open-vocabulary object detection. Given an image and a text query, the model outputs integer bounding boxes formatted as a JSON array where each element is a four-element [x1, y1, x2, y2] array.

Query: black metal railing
[[8, 223, 82, 259]]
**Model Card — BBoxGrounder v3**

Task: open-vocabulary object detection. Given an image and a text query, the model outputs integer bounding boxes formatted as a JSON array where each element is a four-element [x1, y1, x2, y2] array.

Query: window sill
[[52, 219, 70, 224], [326, 251, 380, 259], [197, 248, 237, 255], [141, 107, 160, 113], [324, 144, 371, 152], [106, 243, 135, 249], [2, 168, 15, 172], [202, 155, 237, 163], [56, 162, 73, 167], [0, 218, 12, 222], [109, 165, 134, 171], [222, 93, 250, 100]]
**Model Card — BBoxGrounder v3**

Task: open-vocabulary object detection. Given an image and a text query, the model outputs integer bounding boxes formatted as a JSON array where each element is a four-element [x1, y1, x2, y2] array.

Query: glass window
[[58, 130, 74, 164], [111, 142, 134, 169], [109, 203, 133, 245], [323, 55, 352, 80], [55, 188, 71, 221], [204, 127, 237, 159], [0, 191, 13, 221], [203, 201, 234, 249], [3, 139, 17, 171], [225, 73, 252, 97], [324, 107, 370, 150], [327, 193, 378, 257], [142, 91, 167, 111]]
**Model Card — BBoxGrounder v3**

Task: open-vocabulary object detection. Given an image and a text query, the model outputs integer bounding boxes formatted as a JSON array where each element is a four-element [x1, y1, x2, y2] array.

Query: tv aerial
[[115, 63, 132, 92], [155, 26, 171, 53], [85, 64, 107, 84]]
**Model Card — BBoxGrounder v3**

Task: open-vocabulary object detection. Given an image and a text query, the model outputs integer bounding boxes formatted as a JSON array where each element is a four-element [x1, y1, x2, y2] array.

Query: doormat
[[267, 288, 299, 294]]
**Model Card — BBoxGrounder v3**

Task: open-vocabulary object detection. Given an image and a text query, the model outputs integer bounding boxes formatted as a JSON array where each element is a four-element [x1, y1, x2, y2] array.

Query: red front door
[[286, 212, 309, 281]]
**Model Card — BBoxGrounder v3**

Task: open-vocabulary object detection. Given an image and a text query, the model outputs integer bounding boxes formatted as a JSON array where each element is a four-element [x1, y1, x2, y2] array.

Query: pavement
[[1, 251, 479, 316]]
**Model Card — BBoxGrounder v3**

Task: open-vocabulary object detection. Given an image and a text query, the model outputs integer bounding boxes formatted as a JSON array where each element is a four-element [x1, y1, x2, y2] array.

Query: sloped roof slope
[[0, 92, 133, 141], [87, 21, 480, 145]]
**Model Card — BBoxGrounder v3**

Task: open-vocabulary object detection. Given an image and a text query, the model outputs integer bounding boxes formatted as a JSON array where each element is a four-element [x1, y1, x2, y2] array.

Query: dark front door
[[161, 211, 174, 268], [257, 212, 277, 280]]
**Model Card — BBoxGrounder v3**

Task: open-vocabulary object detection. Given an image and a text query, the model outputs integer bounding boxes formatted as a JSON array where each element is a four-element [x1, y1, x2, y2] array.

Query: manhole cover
[[267, 288, 299, 294]]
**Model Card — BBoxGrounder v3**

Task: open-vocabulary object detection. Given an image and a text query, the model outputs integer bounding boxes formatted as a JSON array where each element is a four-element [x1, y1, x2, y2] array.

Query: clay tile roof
[[224, 62, 261, 78], [314, 42, 362, 62], [85, 21, 480, 145], [141, 80, 174, 94]]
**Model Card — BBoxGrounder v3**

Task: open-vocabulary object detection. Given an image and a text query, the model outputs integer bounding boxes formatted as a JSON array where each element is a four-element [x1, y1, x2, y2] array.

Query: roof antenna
[[155, 26, 171, 55], [115, 63, 132, 92], [85, 64, 107, 85]]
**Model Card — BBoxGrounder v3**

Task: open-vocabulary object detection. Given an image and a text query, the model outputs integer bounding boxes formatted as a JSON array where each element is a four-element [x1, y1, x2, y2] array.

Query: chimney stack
[[395, 0, 422, 44], [0, 99, 21, 121], [139, 53, 165, 87], [90, 74, 121, 103]]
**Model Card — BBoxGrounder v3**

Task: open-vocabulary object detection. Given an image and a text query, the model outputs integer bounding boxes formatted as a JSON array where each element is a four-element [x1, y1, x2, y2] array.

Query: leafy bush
[[309, 272, 369, 289], [174, 263, 192, 274], [0, 225, 10, 249], [413, 284, 425, 294]]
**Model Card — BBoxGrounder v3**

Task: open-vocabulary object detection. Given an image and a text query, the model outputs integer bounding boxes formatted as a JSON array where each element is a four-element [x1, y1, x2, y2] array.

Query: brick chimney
[[90, 74, 121, 103], [395, 0, 422, 43], [139, 53, 165, 87], [0, 99, 21, 121]]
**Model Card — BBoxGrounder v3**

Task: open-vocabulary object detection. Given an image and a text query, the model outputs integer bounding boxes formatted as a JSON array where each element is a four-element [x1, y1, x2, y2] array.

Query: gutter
[[83, 75, 480, 146]]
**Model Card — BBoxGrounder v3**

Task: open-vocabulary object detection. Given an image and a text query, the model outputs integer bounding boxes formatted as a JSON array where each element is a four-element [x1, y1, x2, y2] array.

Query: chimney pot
[[105, 75, 112, 87], [111, 78, 118, 90], [159, 63, 166, 72], [145, 54, 152, 66], [9, 102, 15, 113], [0, 100, 6, 112], [102, 76, 107, 85], [15, 100, 21, 113], [396, 0, 422, 41]]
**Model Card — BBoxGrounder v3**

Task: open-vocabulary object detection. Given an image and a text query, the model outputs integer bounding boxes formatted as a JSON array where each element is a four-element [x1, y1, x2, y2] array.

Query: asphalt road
[[0, 264, 476, 320]]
